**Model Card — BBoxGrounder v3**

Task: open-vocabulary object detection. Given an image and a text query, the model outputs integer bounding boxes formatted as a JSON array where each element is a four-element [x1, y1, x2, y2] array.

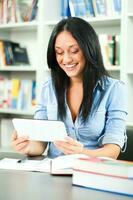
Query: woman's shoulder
[[101, 76, 126, 89]]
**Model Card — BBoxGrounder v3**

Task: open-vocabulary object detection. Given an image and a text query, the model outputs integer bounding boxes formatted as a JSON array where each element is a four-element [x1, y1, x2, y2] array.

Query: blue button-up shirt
[[34, 76, 127, 158]]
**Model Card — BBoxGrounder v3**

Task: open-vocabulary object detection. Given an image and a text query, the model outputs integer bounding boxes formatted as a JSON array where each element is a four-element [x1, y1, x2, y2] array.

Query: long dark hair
[[47, 17, 109, 123]]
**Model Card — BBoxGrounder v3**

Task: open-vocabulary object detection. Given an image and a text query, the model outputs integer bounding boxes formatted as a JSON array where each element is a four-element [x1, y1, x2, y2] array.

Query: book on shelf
[[0, 77, 36, 110], [69, 0, 86, 17], [0, 41, 6, 66], [84, 0, 95, 17], [61, 0, 71, 18], [113, 0, 121, 15], [0, 40, 30, 66], [99, 34, 120, 67], [92, 0, 106, 17], [72, 157, 133, 196], [11, 79, 20, 109], [0, 0, 38, 24]]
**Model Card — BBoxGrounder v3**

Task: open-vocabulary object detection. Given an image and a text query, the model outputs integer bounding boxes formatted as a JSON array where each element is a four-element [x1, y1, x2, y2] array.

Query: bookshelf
[[0, 0, 133, 151]]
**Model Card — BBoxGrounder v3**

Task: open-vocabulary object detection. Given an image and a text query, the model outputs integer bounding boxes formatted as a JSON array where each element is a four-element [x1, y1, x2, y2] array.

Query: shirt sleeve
[[34, 81, 48, 120], [98, 80, 128, 150]]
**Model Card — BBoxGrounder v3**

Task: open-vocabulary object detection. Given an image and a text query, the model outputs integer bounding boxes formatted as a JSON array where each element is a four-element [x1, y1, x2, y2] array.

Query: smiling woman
[[54, 31, 85, 79], [11, 17, 127, 160]]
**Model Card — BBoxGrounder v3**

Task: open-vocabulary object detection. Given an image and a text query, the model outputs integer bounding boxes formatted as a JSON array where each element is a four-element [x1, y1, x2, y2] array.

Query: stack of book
[[72, 157, 133, 196]]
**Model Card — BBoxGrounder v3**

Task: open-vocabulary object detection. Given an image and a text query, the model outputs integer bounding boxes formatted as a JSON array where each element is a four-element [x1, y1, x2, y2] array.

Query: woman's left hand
[[54, 136, 84, 155]]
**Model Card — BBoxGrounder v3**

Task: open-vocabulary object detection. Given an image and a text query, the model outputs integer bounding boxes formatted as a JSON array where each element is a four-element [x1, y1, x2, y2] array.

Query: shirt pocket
[[47, 105, 58, 120], [78, 110, 106, 142]]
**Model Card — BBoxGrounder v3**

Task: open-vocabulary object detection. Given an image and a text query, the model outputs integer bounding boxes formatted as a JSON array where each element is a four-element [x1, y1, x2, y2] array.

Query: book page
[[0, 157, 51, 172], [51, 154, 89, 175]]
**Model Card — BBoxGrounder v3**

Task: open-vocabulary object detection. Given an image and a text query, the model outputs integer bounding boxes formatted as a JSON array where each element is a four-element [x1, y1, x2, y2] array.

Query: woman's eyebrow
[[55, 44, 78, 48]]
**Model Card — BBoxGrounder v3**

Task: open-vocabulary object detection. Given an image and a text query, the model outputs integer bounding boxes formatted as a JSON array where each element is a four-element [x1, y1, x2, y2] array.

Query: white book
[[0, 154, 88, 174], [73, 170, 133, 196]]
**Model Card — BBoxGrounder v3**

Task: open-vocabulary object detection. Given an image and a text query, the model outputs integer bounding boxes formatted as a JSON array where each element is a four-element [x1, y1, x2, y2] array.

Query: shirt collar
[[94, 76, 106, 91]]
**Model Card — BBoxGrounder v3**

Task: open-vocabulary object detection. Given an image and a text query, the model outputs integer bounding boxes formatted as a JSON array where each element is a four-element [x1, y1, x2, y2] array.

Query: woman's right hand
[[11, 130, 30, 155]]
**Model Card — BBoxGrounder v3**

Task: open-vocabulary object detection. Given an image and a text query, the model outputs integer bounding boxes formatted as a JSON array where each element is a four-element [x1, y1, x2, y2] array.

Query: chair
[[118, 127, 133, 161]]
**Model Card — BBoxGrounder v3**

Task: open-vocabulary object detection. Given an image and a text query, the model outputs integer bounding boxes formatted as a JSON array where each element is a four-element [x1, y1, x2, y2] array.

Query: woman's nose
[[63, 52, 72, 63]]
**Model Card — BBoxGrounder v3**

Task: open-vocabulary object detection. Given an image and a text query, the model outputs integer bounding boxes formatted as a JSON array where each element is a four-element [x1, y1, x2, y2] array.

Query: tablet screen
[[12, 118, 67, 142]]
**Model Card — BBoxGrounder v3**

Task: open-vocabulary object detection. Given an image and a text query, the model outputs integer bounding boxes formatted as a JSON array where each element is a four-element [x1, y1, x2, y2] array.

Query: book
[[0, 154, 88, 175], [84, 0, 95, 17], [28, 0, 38, 21], [17, 0, 35, 22], [0, 40, 30, 66], [112, 0, 121, 15], [72, 157, 133, 196], [73, 157, 133, 178], [61, 0, 71, 18], [73, 169, 133, 196], [69, 0, 86, 17], [50, 154, 88, 175], [11, 79, 20, 109], [92, 0, 106, 17]]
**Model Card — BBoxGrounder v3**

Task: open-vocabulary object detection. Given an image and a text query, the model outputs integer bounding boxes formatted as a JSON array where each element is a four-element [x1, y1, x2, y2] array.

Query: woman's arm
[[54, 137, 120, 159], [82, 144, 120, 159]]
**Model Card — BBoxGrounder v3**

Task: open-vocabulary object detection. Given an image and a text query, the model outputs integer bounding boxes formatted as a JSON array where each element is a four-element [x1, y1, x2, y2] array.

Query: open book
[[0, 154, 88, 175]]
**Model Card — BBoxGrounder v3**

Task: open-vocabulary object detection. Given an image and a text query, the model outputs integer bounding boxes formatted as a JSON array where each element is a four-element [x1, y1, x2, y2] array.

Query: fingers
[[11, 130, 17, 141], [11, 130, 29, 154], [54, 137, 84, 155], [65, 136, 83, 147]]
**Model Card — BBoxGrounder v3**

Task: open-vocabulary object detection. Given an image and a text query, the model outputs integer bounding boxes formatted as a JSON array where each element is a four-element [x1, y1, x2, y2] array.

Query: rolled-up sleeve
[[34, 82, 48, 120], [99, 81, 128, 150]]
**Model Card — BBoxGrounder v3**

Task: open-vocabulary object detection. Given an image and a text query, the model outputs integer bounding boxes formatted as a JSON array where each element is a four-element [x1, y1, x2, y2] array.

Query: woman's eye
[[56, 51, 63, 55], [71, 49, 79, 54]]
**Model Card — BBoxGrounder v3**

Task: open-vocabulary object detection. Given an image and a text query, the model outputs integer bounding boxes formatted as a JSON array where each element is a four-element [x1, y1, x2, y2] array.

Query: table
[[0, 152, 132, 200]]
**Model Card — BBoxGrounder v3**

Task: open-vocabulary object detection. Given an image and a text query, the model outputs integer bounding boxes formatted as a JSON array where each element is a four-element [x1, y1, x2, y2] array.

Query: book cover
[[69, 0, 86, 17], [84, 0, 95, 17], [29, 0, 38, 21], [61, 0, 71, 18], [11, 79, 20, 109], [11, 42, 30, 65], [17, 0, 34, 22], [92, 0, 106, 17], [113, 0, 121, 15], [73, 169, 133, 196], [73, 156, 133, 179]]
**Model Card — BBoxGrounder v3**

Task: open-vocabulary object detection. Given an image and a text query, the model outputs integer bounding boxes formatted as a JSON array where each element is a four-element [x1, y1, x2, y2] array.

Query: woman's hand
[[11, 130, 47, 156], [11, 130, 30, 155], [54, 136, 84, 155]]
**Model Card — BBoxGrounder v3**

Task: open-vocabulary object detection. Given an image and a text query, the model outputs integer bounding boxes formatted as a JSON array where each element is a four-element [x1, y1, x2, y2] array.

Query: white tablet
[[12, 118, 67, 142]]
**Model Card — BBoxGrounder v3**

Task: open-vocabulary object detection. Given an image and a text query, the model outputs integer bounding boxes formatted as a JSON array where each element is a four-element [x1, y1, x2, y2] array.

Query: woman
[[12, 17, 127, 159]]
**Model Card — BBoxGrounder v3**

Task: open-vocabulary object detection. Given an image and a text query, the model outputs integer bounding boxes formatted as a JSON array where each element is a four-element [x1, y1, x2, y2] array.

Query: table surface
[[0, 152, 132, 200]]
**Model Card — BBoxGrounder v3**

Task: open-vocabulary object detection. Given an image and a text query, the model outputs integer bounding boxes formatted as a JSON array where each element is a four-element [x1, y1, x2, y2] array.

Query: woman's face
[[55, 31, 85, 79]]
